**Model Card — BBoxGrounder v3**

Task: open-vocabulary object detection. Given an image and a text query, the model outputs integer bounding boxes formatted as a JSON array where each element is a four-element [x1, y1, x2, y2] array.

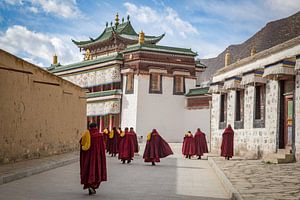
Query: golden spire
[[225, 49, 231, 67], [53, 54, 58, 65], [251, 46, 256, 56], [139, 30, 145, 45], [115, 13, 119, 26]]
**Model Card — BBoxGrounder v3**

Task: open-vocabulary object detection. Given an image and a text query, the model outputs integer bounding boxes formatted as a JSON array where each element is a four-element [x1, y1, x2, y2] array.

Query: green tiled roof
[[48, 52, 123, 73], [86, 89, 122, 98], [72, 21, 164, 47], [185, 87, 209, 97], [195, 60, 207, 68], [123, 44, 197, 56]]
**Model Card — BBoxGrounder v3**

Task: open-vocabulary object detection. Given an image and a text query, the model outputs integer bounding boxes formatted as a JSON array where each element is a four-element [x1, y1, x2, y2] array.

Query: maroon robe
[[118, 130, 137, 161], [108, 129, 120, 155], [103, 132, 109, 151], [143, 130, 173, 162], [182, 134, 195, 156], [221, 125, 234, 158], [80, 128, 107, 190], [130, 130, 139, 153], [194, 130, 208, 156]]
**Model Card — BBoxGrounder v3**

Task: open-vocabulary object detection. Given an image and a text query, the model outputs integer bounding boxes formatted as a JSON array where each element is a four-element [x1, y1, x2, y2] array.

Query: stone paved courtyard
[[0, 144, 229, 200], [213, 157, 300, 200]]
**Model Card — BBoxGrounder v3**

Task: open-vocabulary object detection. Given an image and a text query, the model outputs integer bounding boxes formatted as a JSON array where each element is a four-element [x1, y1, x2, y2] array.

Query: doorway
[[279, 80, 294, 150]]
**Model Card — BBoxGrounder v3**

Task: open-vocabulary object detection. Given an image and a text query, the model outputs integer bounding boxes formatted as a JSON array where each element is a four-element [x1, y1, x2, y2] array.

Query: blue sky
[[0, 0, 300, 67]]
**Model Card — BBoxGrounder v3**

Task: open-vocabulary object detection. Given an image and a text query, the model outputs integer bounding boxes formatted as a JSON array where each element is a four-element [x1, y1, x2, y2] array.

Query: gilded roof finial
[[251, 46, 256, 56], [110, 21, 113, 27], [53, 54, 58, 65], [127, 15, 130, 21], [115, 13, 119, 27], [225, 49, 231, 67], [139, 30, 145, 45]]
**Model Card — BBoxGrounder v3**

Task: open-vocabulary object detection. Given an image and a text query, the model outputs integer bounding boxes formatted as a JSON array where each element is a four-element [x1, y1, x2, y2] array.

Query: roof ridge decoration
[[71, 13, 164, 48]]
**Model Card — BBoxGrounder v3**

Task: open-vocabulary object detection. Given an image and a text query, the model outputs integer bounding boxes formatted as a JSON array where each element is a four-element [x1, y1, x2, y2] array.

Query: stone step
[[263, 153, 295, 164]]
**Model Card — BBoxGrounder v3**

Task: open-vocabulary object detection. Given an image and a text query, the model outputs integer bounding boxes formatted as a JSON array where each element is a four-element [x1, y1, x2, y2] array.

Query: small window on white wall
[[125, 73, 134, 94], [173, 76, 185, 95], [149, 73, 162, 94]]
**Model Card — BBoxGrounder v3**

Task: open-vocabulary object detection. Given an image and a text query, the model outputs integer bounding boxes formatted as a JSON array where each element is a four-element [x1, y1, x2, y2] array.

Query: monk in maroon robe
[[102, 128, 109, 152], [221, 124, 234, 160], [182, 131, 195, 159], [129, 127, 139, 153], [108, 127, 120, 157], [143, 129, 173, 165], [80, 123, 107, 195], [118, 127, 137, 164], [194, 128, 208, 159]]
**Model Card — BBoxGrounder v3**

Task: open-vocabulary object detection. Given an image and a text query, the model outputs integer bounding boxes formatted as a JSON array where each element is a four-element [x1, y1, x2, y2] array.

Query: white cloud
[[265, 0, 300, 16], [3, 0, 23, 5], [28, 6, 39, 13], [124, 2, 159, 23], [31, 0, 82, 19], [124, 2, 198, 38], [0, 25, 81, 67]]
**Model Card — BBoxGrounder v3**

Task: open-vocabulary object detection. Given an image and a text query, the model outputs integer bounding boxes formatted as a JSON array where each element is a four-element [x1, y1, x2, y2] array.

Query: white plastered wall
[[121, 74, 210, 142]]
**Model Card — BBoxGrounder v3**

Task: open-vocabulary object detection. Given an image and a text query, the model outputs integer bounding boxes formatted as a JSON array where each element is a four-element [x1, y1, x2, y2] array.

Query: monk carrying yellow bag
[[81, 130, 91, 151]]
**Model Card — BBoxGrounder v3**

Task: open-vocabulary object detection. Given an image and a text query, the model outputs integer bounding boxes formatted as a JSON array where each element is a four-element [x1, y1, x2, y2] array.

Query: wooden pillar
[[109, 114, 114, 130], [99, 116, 104, 132]]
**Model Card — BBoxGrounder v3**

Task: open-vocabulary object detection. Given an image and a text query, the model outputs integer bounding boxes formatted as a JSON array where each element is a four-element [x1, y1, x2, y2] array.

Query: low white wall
[[133, 75, 210, 142]]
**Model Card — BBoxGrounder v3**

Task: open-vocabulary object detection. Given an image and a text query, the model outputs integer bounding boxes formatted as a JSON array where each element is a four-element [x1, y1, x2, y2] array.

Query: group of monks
[[79, 123, 234, 195], [182, 128, 209, 159], [79, 123, 173, 195], [182, 125, 234, 160]]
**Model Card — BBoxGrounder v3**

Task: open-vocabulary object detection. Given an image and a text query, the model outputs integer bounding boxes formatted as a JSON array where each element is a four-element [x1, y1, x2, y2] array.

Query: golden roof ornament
[[53, 54, 58, 65], [225, 49, 231, 67], [251, 46, 256, 56], [84, 49, 92, 60], [115, 13, 119, 27], [139, 30, 145, 45]]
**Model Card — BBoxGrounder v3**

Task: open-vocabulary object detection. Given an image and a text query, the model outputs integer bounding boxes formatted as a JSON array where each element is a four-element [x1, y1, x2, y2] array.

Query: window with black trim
[[173, 76, 185, 95], [219, 94, 227, 129], [254, 85, 266, 128], [149, 73, 162, 94], [125, 73, 134, 94], [234, 90, 244, 129]]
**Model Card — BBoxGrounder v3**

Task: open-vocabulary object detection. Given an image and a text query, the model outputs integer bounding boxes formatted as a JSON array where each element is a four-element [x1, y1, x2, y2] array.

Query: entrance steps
[[263, 149, 295, 164]]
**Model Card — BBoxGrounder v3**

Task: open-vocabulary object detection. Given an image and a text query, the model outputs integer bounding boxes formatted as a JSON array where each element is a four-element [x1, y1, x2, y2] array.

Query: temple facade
[[209, 36, 300, 162], [48, 14, 210, 142]]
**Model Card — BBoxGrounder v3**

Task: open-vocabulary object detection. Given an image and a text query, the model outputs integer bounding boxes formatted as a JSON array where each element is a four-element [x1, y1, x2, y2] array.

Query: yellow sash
[[81, 130, 91, 151], [120, 131, 125, 137], [109, 131, 114, 139], [147, 132, 151, 141]]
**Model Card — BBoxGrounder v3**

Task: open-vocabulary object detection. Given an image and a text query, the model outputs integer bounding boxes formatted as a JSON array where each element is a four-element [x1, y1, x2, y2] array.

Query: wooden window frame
[[173, 76, 186, 95], [253, 84, 266, 128], [234, 90, 244, 129], [149, 73, 163, 94], [125, 73, 134, 94], [219, 93, 227, 129]]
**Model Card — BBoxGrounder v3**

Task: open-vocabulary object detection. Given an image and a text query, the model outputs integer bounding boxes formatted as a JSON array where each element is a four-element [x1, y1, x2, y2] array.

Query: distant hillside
[[199, 11, 300, 84]]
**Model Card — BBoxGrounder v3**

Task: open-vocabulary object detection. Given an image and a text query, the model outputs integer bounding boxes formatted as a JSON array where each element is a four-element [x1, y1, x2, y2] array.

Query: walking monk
[[102, 128, 109, 152], [80, 123, 107, 195], [129, 127, 139, 153], [194, 128, 208, 159], [143, 129, 173, 166], [118, 127, 138, 164], [108, 127, 120, 157], [221, 124, 234, 160], [182, 131, 195, 159]]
